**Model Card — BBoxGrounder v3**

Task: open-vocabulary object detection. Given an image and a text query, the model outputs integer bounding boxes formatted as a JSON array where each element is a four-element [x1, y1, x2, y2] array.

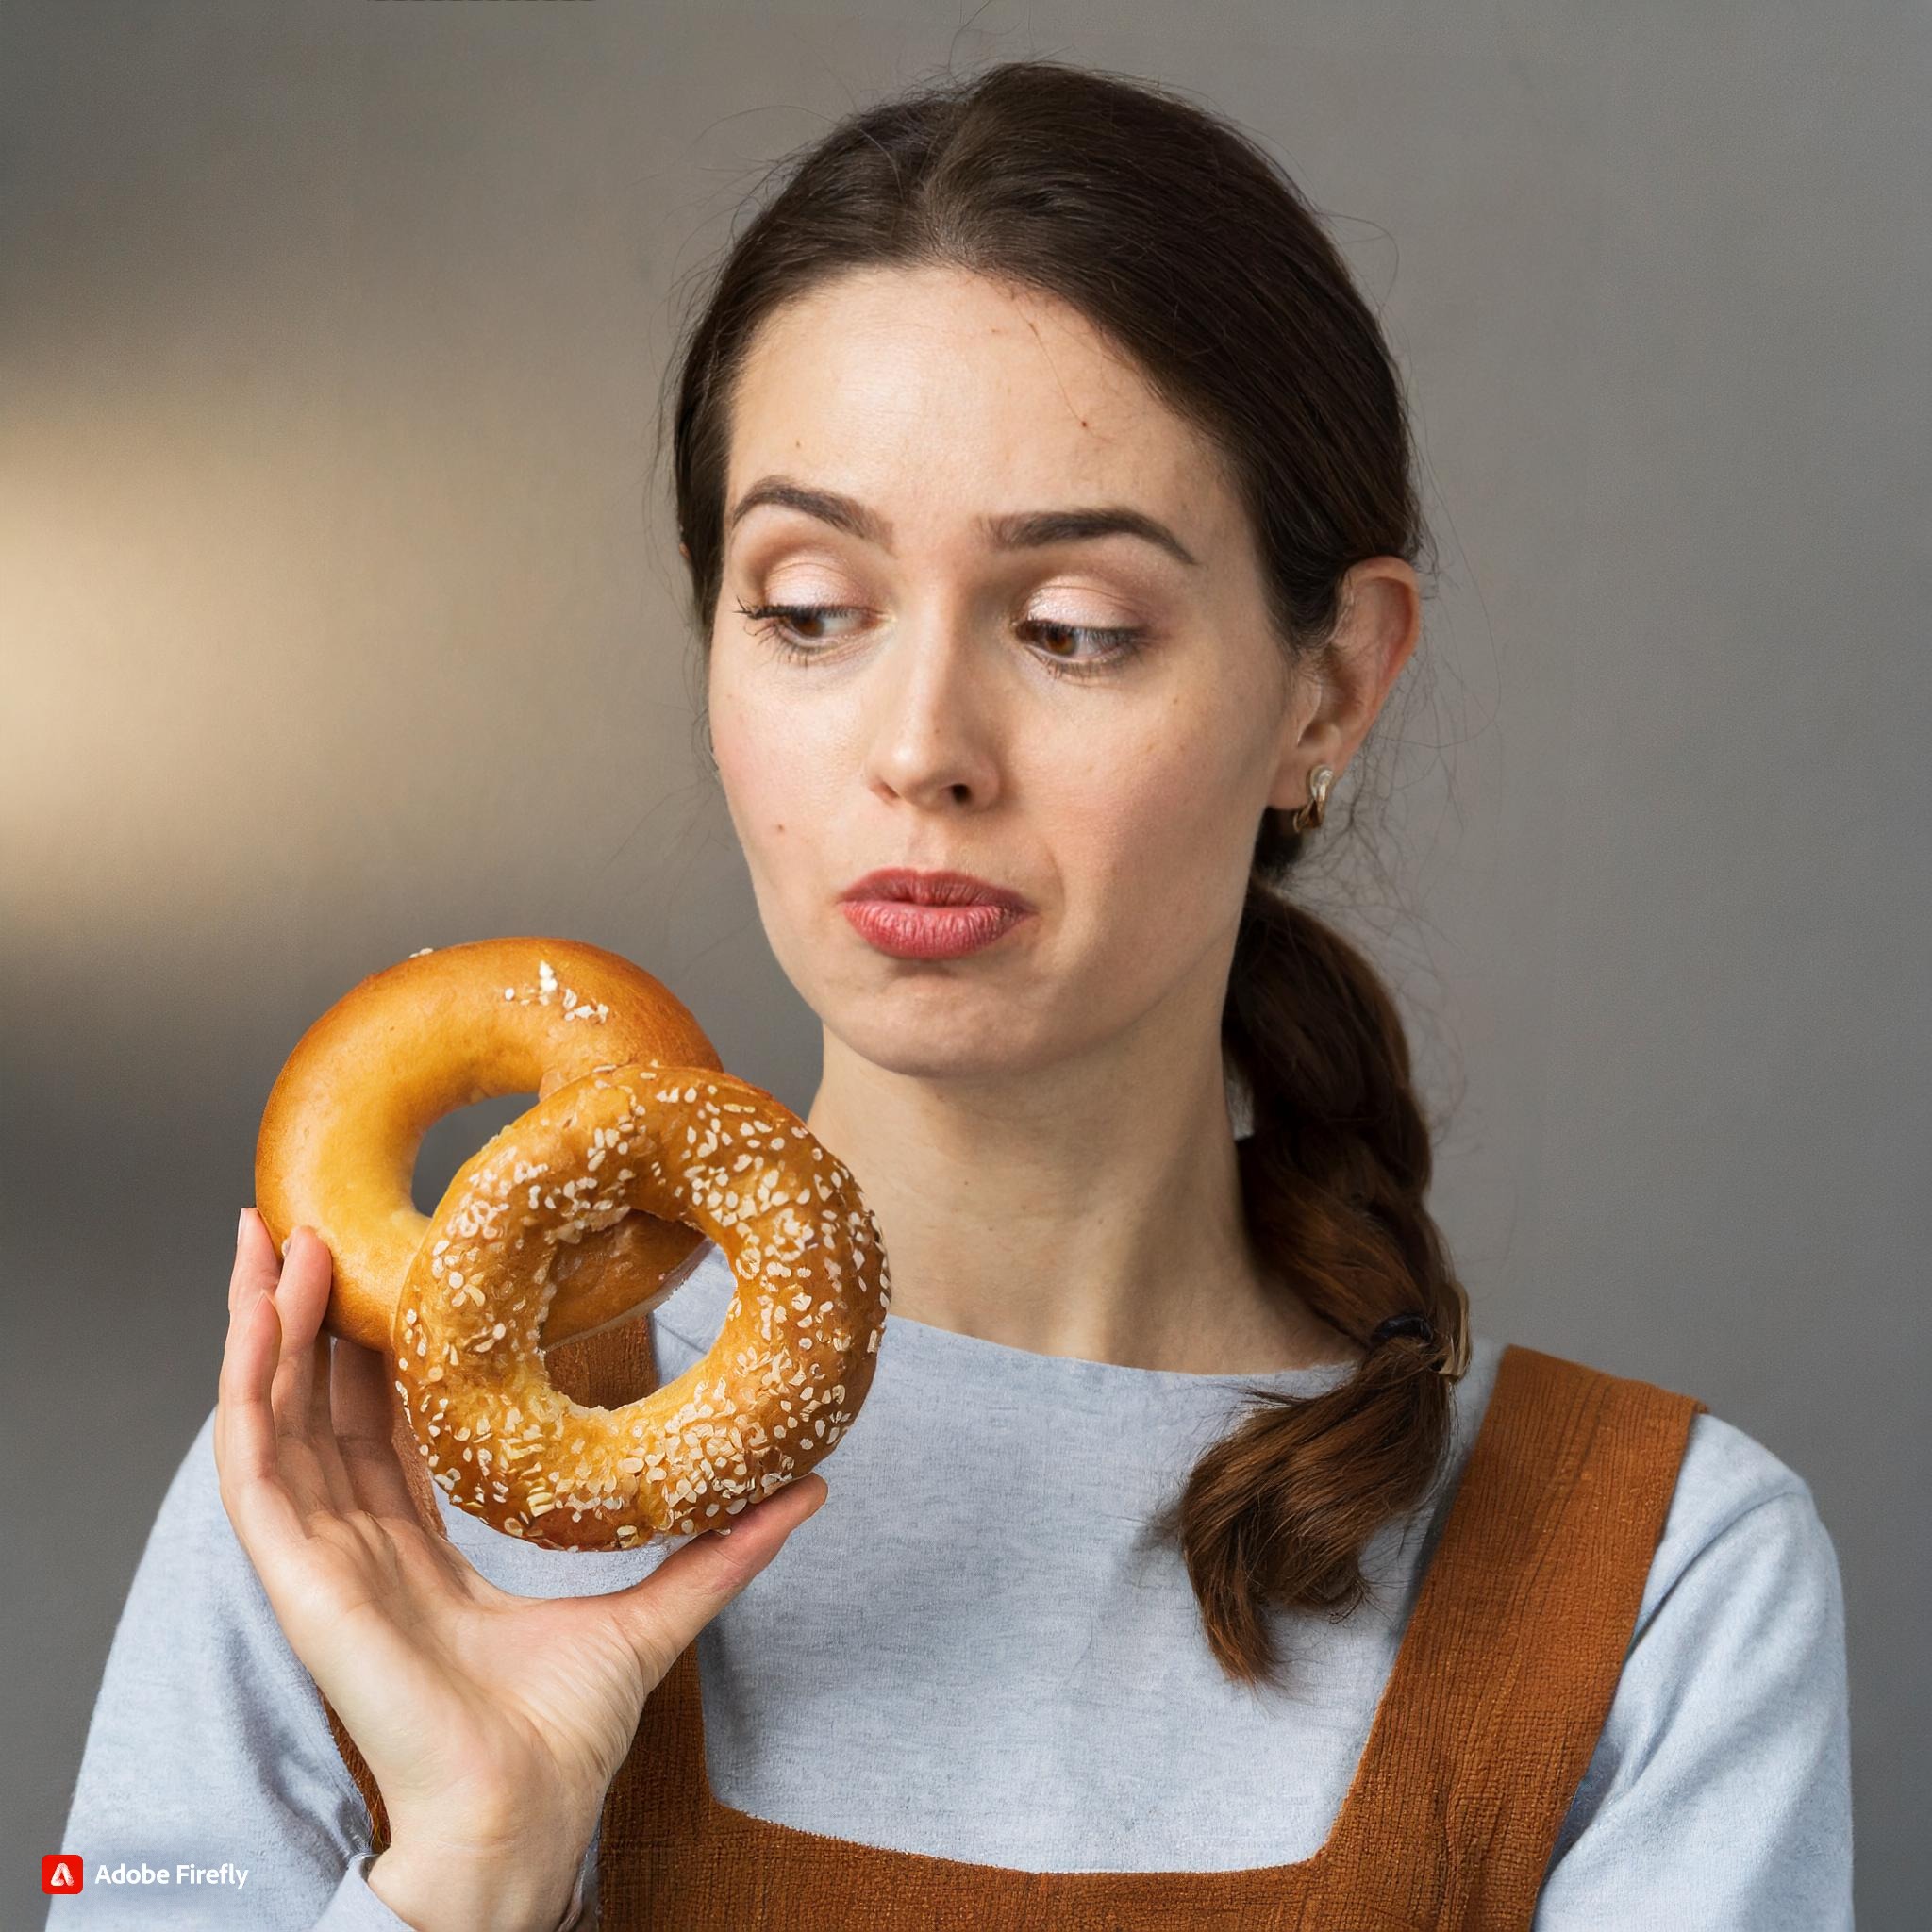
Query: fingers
[[218, 1214, 491, 1716], [230, 1205, 279, 1319], [245, 1214, 444, 1543], [594, 1474, 830, 1690], [215, 1233, 310, 1561], [265, 1225, 361, 1521], [226, 1212, 358, 1520], [331, 1331, 433, 1534]]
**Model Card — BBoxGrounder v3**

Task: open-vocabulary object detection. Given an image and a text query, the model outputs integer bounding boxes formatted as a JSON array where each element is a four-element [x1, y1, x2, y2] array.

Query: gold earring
[[1291, 764, 1335, 834]]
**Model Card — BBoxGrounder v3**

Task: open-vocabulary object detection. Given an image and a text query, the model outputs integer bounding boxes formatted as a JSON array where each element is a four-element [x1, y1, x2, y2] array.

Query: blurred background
[[3, 2, 1925, 1924]]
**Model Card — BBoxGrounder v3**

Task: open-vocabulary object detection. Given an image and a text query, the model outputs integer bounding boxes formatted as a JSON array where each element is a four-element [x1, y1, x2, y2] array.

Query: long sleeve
[[1533, 1423, 1853, 1929], [46, 1406, 598, 1929], [321, 1850, 594, 1931]]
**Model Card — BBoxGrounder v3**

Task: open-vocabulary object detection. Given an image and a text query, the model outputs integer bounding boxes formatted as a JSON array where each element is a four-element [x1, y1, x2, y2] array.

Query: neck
[[801, 992, 1358, 1376]]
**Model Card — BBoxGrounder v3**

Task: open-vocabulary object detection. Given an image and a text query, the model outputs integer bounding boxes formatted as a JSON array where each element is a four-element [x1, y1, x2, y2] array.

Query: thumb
[[602, 1474, 830, 1687]]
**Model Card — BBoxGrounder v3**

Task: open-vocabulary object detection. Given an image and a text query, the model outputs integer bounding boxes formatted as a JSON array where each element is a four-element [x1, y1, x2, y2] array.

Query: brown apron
[[320, 1311, 1706, 1930]]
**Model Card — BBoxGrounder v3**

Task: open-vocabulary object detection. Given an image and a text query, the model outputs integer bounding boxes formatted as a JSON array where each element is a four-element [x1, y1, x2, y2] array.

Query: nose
[[861, 604, 1004, 812]]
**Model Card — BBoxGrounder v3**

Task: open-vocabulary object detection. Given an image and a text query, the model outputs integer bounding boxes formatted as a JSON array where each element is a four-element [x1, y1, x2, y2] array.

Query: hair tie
[[1367, 1311, 1436, 1351]]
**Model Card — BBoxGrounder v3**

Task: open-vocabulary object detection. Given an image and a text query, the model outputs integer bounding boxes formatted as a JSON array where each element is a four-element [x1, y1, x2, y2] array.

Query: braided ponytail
[[1145, 805, 1471, 1684]]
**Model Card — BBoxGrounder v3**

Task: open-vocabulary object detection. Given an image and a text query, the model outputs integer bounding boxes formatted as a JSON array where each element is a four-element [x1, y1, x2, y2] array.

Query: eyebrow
[[725, 475, 1201, 569]]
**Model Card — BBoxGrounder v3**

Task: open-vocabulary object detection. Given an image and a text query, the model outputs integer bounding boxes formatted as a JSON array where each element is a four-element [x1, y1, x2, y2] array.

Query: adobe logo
[[42, 1853, 85, 1894]]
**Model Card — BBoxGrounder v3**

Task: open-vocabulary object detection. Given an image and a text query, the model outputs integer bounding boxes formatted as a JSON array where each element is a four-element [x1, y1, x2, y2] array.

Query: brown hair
[[661, 58, 1472, 1690]]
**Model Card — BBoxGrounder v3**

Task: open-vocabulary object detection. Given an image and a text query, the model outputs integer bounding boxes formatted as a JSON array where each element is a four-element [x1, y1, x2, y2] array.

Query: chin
[[829, 1003, 1046, 1082]]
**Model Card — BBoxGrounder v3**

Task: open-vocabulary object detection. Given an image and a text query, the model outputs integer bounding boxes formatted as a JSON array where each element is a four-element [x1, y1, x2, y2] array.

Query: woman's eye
[[736, 601, 868, 657], [1017, 617, 1149, 678], [735, 600, 1147, 678]]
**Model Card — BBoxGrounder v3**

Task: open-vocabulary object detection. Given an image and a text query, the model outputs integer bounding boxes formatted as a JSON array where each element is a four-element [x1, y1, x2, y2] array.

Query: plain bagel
[[254, 937, 725, 1353]]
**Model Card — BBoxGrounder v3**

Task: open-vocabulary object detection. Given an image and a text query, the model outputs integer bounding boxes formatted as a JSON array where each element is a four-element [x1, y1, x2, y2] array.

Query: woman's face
[[706, 262, 1332, 1083]]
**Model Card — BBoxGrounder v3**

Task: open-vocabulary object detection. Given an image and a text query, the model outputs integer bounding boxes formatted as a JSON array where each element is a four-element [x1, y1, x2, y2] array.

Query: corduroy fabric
[[320, 1310, 1706, 1931]]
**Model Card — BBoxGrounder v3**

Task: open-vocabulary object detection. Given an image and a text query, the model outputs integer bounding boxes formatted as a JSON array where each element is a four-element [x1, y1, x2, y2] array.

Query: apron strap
[[1300, 1343, 1708, 1927]]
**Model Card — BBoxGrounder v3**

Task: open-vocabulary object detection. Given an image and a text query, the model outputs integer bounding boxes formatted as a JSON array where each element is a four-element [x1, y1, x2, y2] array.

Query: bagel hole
[[413, 1091, 541, 1217]]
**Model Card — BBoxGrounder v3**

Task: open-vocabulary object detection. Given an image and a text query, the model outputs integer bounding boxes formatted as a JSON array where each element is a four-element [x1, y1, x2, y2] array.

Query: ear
[[1265, 558, 1421, 813], [678, 540, 692, 565]]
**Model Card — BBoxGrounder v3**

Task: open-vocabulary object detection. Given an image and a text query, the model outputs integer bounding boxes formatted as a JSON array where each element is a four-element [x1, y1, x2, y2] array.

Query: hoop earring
[[1291, 764, 1335, 834]]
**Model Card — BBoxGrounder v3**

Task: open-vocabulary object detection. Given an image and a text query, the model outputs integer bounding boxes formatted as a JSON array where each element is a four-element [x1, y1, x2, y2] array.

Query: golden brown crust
[[253, 937, 724, 1350], [393, 1063, 891, 1548]]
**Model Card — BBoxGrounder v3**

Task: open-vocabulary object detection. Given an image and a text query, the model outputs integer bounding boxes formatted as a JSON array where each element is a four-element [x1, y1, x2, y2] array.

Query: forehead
[[724, 262, 1238, 549]]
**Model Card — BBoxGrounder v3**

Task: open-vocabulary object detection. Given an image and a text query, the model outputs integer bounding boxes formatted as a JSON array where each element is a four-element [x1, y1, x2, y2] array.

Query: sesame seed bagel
[[392, 1063, 891, 1548], [255, 937, 724, 1353]]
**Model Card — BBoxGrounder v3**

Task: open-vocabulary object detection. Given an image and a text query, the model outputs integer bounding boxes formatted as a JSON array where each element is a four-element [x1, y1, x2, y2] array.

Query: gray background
[[3, 2, 1924, 1925]]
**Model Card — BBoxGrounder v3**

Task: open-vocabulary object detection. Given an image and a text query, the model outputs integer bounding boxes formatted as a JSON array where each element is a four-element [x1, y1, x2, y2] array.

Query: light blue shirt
[[50, 1240, 1852, 1927]]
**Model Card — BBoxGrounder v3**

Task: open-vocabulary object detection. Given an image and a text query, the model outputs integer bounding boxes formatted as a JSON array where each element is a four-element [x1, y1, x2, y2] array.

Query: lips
[[837, 869, 1034, 960]]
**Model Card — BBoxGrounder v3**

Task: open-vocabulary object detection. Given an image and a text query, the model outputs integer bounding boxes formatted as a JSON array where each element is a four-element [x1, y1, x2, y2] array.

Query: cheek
[[716, 726, 805, 869], [709, 666, 820, 850], [708, 692, 857, 997], [1035, 724, 1257, 1024], [1058, 710, 1256, 908]]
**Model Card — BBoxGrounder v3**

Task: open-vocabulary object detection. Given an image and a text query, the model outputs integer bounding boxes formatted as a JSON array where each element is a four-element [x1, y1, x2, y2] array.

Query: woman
[[55, 58, 1850, 1931]]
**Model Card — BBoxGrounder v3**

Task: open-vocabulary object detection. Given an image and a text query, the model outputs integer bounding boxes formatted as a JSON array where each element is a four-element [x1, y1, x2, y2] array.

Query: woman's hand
[[214, 1208, 827, 1932]]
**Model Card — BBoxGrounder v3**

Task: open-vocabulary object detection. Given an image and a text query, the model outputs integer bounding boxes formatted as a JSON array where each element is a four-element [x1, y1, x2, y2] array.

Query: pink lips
[[837, 868, 1035, 961]]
